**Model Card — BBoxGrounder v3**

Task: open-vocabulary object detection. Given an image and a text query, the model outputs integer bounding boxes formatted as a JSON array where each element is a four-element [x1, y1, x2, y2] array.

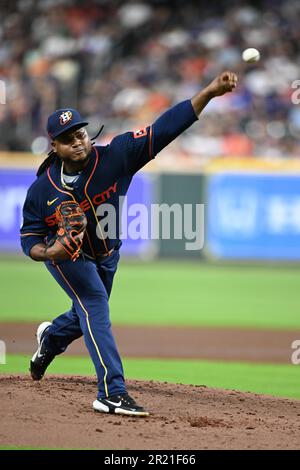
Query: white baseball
[[242, 48, 260, 63]]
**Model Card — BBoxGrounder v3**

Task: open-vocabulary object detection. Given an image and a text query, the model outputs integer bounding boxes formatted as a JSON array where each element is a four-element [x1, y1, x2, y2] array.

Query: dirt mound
[[1, 375, 299, 450]]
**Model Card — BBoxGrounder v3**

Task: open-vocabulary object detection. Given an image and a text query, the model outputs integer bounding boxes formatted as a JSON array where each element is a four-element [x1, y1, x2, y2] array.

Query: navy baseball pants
[[43, 249, 126, 399]]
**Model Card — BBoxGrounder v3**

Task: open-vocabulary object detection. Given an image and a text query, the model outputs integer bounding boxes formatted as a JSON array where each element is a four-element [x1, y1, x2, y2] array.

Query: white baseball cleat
[[30, 322, 54, 381], [93, 393, 149, 416]]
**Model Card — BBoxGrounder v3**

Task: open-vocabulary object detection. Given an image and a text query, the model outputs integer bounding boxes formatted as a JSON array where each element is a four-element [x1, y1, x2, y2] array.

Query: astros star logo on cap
[[59, 111, 73, 126]]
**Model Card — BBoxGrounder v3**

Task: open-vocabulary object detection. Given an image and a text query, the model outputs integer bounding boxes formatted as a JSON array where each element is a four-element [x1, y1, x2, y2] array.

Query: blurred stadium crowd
[[0, 0, 300, 161]]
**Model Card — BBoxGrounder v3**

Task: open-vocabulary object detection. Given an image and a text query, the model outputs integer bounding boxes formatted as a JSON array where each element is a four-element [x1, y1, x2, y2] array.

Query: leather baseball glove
[[46, 200, 87, 262]]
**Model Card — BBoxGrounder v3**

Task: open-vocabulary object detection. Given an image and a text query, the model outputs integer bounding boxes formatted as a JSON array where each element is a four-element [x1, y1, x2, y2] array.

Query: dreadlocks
[[36, 125, 104, 177], [36, 149, 57, 177]]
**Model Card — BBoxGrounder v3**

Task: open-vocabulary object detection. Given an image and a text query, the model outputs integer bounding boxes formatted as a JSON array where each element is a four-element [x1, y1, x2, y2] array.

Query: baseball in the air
[[242, 48, 260, 63]]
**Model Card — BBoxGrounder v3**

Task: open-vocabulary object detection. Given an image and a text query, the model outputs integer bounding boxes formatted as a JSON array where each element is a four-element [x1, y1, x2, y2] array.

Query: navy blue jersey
[[20, 99, 198, 258]]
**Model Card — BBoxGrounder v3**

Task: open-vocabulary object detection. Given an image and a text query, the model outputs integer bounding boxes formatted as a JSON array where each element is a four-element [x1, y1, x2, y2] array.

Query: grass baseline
[[1, 354, 300, 401], [1, 258, 300, 329]]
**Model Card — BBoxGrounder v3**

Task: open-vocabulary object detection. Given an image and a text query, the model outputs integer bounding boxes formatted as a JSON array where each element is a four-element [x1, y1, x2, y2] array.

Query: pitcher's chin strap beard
[[37, 124, 105, 177], [59, 125, 106, 189]]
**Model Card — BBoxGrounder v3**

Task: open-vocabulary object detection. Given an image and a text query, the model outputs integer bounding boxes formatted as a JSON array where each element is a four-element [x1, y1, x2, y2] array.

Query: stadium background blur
[[1, 0, 300, 404], [0, 0, 300, 159]]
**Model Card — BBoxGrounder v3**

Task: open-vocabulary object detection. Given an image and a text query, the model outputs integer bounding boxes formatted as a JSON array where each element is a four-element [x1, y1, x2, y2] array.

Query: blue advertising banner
[[0, 169, 35, 252], [206, 173, 300, 260], [0, 168, 155, 257]]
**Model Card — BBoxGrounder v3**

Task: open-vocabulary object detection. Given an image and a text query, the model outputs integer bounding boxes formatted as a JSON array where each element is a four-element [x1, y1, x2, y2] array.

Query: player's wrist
[[29, 243, 53, 262], [202, 86, 215, 100], [44, 244, 69, 261], [44, 246, 55, 261]]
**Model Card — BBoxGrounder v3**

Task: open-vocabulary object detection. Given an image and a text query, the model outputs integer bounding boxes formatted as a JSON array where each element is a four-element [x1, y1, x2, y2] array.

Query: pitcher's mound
[[1, 375, 299, 450]]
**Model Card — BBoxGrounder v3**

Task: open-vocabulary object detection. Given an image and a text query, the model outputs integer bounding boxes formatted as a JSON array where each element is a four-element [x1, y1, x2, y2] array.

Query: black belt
[[95, 246, 117, 260], [83, 241, 121, 261]]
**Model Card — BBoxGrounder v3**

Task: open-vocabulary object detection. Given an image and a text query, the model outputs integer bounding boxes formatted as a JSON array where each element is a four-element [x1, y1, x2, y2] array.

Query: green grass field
[[0, 257, 300, 329], [1, 354, 300, 400], [1, 256, 300, 402]]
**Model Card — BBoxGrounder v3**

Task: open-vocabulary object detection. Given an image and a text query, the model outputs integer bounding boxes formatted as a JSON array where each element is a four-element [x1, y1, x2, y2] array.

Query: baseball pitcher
[[20, 71, 237, 416]]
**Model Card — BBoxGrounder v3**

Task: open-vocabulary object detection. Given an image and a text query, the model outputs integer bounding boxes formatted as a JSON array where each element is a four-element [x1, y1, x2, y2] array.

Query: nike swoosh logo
[[106, 400, 122, 407], [32, 346, 44, 361], [37, 348, 44, 358], [47, 197, 59, 206]]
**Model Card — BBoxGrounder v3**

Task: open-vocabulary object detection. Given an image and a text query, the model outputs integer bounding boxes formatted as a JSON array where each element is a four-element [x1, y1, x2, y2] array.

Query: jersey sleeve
[[151, 99, 198, 155], [20, 186, 48, 257], [109, 126, 153, 175], [111, 99, 198, 175]]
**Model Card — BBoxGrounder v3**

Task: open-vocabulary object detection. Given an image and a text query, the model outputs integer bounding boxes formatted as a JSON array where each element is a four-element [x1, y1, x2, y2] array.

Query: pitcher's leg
[[45, 258, 126, 398], [43, 304, 83, 355], [74, 291, 126, 398], [97, 248, 120, 298]]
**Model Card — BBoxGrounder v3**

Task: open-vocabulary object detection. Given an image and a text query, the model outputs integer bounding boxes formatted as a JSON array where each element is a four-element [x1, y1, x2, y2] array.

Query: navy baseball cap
[[47, 108, 89, 140]]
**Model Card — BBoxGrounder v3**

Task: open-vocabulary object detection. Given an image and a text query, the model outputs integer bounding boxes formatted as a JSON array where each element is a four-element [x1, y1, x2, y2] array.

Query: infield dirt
[[1, 322, 300, 449], [1, 375, 300, 450]]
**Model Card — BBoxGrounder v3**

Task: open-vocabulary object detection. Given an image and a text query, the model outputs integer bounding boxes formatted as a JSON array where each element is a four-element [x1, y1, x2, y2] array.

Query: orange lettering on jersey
[[80, 200, 91, 212], [92, 182, 118, 206], [93, 193, 106, 205], [45, 182, 118, 226], [45, 214, 57, 227]]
